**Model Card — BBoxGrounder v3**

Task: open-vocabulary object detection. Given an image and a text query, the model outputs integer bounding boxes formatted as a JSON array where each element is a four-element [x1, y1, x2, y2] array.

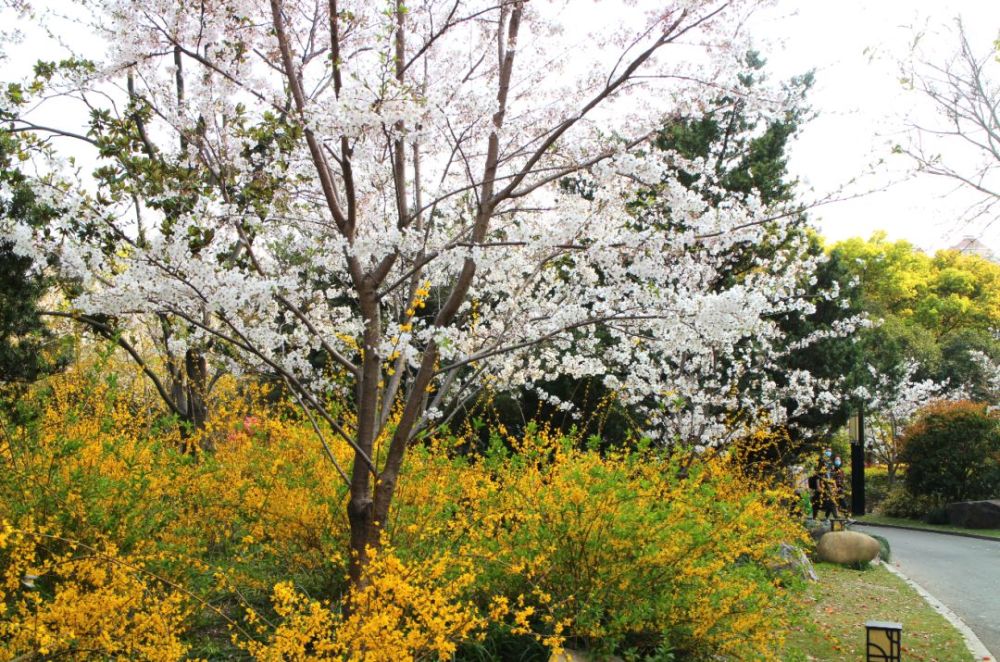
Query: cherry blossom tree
[[969, 349, 1000, 409], [3, 0, 852, 581], [860, 361, 962, 483]]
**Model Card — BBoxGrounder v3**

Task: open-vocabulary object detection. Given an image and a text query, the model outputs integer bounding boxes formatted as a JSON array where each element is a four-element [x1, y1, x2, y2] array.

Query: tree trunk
[[346, 291, 382, 588], [169, 347, 210, 453], [184, 348, 210, 449]]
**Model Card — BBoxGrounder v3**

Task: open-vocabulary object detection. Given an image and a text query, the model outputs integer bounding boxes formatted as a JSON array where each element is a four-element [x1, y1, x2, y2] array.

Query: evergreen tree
[[0, 134, 64, 387]]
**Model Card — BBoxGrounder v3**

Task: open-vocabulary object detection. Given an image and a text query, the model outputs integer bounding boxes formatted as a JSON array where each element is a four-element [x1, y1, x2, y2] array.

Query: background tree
[[771, 238, 866, 438], [656, 50, 813, 209], [829, 233, 1000, 480], [901, 400, 1000, 504], [0, 133, 66, 392], [863, 360, 959, 484], [900, 18, 1000, 229], [967, 348, 1000, 407], [832, 233, 1000, 383]]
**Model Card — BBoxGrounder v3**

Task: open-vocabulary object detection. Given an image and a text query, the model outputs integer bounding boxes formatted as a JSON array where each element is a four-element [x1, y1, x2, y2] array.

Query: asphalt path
[[854, 525, 1000, 657]]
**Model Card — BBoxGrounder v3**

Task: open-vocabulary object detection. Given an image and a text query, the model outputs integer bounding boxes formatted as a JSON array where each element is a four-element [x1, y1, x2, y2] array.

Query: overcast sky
[[747, 1, 1000, 254], [4, 1, 1000, 255]]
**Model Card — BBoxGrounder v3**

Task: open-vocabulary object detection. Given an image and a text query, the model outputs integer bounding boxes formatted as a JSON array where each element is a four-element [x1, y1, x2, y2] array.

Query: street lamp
[[865, 620, 902, 662], [849, 410, 866, 515]]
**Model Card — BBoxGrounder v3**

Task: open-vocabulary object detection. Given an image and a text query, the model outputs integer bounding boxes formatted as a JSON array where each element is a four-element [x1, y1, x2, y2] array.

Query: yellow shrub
[[2, 359, 807, 660], [0, 521, 190, 661], [377, 427, 806, 659], [1, 360, 354, 656], [242, 547, 483, 661]]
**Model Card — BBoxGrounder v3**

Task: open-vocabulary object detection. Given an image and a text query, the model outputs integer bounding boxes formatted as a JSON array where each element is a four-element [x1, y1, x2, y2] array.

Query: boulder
[[816, 531, 881, 565], [945, 500, 1000, 529]]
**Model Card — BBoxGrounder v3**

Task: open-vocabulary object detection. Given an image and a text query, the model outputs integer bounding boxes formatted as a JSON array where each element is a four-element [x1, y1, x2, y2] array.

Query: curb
[[855, 520, 1000, 543], [881, 562, 994, 662]]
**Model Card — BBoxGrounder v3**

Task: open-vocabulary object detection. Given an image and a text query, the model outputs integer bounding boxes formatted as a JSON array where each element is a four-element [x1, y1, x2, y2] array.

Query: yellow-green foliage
[[1, 361, 807, 660], [392, 428, 806, 658]]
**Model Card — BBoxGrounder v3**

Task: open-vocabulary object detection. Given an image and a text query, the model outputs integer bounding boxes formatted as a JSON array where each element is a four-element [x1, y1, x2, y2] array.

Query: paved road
[[854, 525, 1000, 657]]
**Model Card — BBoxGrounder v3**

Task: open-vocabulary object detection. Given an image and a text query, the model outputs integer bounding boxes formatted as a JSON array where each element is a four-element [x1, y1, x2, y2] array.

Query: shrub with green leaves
[[877, 484, 943, 520], [901, 401, 1000, 504]]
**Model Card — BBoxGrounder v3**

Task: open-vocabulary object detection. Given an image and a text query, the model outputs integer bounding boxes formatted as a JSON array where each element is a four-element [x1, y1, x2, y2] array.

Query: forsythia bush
[[0, 359, 354, 659], [243, 548, 482, 661], [1, 360, 808, 660], [0, 521, 191, 661], [393, 428, 806, 659]]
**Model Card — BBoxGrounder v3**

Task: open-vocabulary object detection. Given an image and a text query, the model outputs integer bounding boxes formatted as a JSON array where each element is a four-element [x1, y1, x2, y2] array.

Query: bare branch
[[41, 311, 182, 418], [270, 0, 349, 233]]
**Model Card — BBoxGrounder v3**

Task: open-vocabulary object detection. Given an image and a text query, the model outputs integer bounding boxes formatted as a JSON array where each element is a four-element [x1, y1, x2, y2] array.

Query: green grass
[[857, 514, 1000, 539], [783, 563, 972, 661]]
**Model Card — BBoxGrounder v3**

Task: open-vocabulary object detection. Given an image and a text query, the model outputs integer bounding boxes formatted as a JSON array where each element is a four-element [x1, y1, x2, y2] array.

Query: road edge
[[880, 561, 994, 661], [857, 520, 1000, 542]]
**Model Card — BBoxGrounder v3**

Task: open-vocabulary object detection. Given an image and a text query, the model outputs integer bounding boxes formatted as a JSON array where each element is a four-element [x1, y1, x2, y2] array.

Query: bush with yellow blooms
[[1, 357, 809, 660]]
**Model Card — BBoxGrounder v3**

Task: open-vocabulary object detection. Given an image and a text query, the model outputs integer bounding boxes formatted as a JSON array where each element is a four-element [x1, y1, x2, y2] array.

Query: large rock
[[946, 500, 1000, 529], [816, 531, 881, 565]]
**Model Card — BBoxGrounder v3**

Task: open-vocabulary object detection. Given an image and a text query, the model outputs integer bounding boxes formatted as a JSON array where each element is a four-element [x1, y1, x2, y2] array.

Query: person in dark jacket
[[810, 450, 839, 519], [831, 455, 847, 514]]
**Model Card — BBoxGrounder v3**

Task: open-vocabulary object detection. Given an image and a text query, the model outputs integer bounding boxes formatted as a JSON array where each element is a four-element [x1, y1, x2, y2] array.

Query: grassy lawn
[[857, 514, 1000, 540], [783, 562, 972, 661]]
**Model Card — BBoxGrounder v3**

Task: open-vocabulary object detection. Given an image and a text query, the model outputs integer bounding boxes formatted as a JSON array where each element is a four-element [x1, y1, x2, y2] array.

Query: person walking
[[832, 455, 847, 515], [810, 449, 839, 520]]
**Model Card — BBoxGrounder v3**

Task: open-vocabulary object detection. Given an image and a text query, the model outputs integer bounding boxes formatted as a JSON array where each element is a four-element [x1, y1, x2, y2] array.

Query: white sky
[[4, 1, 1000, 254], [746, 1, 1000, 254]]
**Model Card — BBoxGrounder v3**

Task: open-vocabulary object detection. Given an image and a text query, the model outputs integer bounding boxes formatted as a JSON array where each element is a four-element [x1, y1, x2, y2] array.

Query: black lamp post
[[849, 408, 866, 515]]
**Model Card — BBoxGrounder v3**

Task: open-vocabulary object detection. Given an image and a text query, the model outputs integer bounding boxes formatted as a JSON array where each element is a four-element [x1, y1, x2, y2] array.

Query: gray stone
[[816, 530, 881, 565], [805, 519, 829, 543], [773, 542, 819, 581], [945, 500, 1000, 529]]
